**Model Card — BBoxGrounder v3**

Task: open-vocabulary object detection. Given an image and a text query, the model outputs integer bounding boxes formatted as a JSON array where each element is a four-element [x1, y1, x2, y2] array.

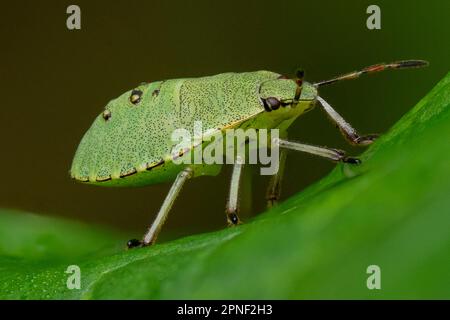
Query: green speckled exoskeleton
[[71, 60, 428, 248]]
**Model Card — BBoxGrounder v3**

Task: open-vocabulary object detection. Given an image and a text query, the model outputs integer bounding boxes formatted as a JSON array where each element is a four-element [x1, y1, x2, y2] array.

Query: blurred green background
[[0, 0, 448, 240]]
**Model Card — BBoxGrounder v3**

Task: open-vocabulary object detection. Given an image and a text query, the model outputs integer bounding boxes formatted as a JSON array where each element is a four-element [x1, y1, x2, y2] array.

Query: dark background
[[1, 0, 448, 240]]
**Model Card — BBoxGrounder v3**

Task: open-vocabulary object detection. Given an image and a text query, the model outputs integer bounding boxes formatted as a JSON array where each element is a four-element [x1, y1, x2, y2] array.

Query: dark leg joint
[[341, 130, 378, 146], [266, 195, 279, 208], [329, 148, 361, 165], [343, 157, 362, 165], [226, 212, 241, 226], [266, 194, 279, 202], [127, 238, 143, 249], [330, 148, 346, 161], [353, 134, 379, 146]]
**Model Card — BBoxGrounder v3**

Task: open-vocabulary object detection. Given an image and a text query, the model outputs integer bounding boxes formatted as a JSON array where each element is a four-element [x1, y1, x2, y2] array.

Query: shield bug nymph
[[70, 60, 428, 248]]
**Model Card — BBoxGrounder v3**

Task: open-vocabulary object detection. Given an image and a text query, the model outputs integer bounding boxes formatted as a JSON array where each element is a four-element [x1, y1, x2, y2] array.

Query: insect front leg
[[225, 157, 244, 226], [275, 138, 360, 164], [266, 149, 287, 209], [317, 96, 379, 146], [128, 167, 193, 248]]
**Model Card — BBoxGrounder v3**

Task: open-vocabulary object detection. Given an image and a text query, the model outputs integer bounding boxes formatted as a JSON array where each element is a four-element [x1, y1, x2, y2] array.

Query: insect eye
[[264, 97, 281, 111], [130, 89, 143, 104], [102, 110, 112, 121]]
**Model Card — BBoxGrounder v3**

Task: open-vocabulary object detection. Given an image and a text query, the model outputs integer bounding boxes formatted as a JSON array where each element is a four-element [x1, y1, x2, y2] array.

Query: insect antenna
[[293, 68, 304, 103], [314, 60, 429, 87]]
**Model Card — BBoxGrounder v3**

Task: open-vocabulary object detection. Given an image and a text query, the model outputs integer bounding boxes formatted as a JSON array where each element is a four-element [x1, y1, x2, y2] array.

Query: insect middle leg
[[128, 167, 193, 248], [226, 157, 244, 226], [317, 96, 379, 146], [266, 149, 287, 209]]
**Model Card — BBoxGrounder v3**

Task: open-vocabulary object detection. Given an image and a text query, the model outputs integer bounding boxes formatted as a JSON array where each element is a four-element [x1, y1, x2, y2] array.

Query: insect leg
[[276, 138, 360, 164], [266, 149, 287, 209], [136, 167, 193, 247], [316, 96, 379, 146], [226, 157, 244, 226]]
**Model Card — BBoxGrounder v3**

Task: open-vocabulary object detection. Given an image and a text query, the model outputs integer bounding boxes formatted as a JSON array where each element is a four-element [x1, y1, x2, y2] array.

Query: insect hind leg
[[128, 167, 193, 248]]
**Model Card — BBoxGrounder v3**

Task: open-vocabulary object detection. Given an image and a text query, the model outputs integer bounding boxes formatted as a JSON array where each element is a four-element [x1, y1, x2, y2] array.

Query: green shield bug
[[70, 60, 428, 248]]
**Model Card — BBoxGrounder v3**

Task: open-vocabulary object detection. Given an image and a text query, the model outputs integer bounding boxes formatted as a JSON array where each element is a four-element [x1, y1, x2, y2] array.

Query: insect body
[[71, 60, 428, 247]]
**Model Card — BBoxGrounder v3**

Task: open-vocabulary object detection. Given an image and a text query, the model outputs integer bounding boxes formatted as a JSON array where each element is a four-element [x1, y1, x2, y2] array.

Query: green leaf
[[1, 73, 450, 299]]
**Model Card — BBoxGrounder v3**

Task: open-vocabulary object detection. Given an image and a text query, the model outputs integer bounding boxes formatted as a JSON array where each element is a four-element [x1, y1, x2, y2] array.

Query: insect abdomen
[[71, 71, 280, 186]]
